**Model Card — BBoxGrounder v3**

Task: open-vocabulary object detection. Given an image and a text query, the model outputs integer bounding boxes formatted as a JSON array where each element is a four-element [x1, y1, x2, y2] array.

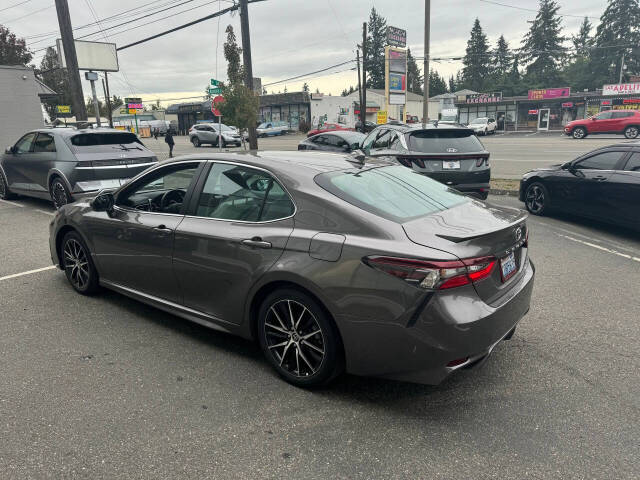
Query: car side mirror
[[5, 146, 15, 154], [92, 191, 114, 212], [351, 149, 366, 162]]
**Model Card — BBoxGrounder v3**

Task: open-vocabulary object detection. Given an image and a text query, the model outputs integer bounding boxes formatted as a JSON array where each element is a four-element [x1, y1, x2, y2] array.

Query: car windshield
[[407, 129, 484, 153], [69, 132, 144, 152], [258, 123, 269, 129], [440, 115, 457, 122], [470, 118, 487, 124], [337, 132, 365, 143], [315, 165, 468, 223]]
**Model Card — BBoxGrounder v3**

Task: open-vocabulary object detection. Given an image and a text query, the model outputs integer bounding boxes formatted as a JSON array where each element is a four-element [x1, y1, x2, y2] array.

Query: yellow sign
[[377, 110, 388, 124], [120, 108, 128, 114], [56, 105, 71, 113]]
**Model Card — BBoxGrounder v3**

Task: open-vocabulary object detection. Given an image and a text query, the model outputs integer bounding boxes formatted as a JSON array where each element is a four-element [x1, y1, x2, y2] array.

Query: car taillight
[[413, 158, 425, 168], [398, 157, 412, 168], [363, 255, 495, 290], [476, 157, 489, 167]]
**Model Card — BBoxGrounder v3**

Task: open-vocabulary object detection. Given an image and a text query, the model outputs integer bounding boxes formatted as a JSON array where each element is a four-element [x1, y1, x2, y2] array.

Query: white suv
[[468, 117, 497, 136]]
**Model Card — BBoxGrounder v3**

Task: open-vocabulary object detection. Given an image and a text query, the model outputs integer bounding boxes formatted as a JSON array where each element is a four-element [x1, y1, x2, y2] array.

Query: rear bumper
[[338, 258, 535, 385]]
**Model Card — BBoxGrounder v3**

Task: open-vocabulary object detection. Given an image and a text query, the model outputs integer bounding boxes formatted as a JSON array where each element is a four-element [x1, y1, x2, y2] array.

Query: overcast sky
[[3, 0, 606, 105]]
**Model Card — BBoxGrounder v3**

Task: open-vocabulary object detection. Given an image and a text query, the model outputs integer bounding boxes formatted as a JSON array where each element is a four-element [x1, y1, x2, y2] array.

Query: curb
[[489, 188, 519, 197]]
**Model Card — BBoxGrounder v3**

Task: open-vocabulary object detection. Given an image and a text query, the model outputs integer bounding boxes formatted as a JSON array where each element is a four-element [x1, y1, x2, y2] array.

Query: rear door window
[[623, 152, 640, 172], [372, 130, 391, 149], [611, 111, 634, 119], [315, 165, 468, 222], [69, 133, 144, 153], [408, 129, 484, 153], [33, 133, 56, 153], [575, 151, 625, 170]]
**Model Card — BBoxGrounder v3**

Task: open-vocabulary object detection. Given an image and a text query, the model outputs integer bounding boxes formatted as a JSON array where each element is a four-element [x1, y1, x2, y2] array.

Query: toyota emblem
[[514, 226, 523, 242]]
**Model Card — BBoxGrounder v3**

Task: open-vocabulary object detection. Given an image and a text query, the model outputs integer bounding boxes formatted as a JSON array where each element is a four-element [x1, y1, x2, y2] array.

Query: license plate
[[442, 160, 461, 169], [500, 252, 517, 282]]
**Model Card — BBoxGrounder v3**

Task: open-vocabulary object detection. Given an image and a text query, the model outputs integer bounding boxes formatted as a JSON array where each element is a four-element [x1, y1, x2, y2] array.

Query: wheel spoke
[[264, 322, 288, 334], [270, 307, 288, 332], [297, 346, 316, 373], [301, 339, 324, 354], [268, 340, 288, 350], [294, 306, 307, 330], [287, 300, 295, 329], [279, 341, 292, 366], [302, 329, 321, 340], [295, 345, 301, 375]]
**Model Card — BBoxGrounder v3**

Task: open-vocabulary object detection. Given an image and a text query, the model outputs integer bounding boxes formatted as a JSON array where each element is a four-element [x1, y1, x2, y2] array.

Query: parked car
[[0, 128, 158, 209], [564, 110, 640, 139], [256, 121, 289, 137], [519, 142, 640, 230], [298, 131, 365, 153], [49, 151, 533, 387], [406, 115, 420, 124], [306, 123, 352, 137], [467, 117, 497, 135], [355, 120, 377, 133], [360, 123, 491, 199], [189, 123, 242, 147]]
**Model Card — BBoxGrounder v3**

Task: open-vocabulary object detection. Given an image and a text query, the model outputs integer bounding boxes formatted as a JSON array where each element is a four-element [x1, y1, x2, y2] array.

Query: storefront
[[258, 92, 310, 130], [166, 100, 219, 135]]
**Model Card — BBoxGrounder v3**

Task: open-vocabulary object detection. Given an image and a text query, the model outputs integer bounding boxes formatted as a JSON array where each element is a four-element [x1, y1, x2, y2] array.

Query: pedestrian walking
[[153, 128, 159, 140], [164, 130, 175, 158]]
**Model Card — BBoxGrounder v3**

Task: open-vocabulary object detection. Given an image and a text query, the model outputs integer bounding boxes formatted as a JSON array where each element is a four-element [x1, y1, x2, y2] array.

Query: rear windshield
[[70, 133, 144, 152], [315, 165, 468, 222], [408, 130, 484, 153]]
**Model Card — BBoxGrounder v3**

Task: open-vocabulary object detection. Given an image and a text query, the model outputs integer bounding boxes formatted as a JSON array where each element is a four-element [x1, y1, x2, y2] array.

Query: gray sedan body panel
[[49, 150, 534, 385]]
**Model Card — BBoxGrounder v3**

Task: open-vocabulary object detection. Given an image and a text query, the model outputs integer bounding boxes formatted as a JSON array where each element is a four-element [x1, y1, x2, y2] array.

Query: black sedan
[[519, 142, 640, 230], [298, 131, 365, 153]]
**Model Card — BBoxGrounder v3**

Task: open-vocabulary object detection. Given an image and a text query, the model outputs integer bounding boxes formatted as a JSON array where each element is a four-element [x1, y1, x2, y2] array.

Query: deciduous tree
[[0, 25, 32, 66]]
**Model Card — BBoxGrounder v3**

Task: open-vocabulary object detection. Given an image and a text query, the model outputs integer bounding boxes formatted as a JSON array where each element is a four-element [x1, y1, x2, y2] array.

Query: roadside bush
[[299, 119, 310, 133]]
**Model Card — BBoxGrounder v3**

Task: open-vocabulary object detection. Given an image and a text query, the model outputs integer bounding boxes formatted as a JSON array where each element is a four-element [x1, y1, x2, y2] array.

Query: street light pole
[[361, 22, 367, 129], [422, 0, 430, 128], [239, 0, 258, 150]]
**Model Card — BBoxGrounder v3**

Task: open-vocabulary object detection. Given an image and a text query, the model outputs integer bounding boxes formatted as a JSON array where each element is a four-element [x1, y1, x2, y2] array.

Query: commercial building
[[258, 91, 311, 130], [455, 84, 640, 132], [0, 65, 56, 149]]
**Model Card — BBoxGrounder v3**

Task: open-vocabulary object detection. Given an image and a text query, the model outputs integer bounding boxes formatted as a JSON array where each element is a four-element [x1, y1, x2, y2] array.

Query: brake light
[[398, 157, 412, 168], [413, 158, 425, 168], [364, 255, 495, 290], [476, 157, 489, 167]]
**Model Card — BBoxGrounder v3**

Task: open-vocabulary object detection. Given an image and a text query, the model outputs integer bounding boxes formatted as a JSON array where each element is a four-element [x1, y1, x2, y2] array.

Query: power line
[[0, 0, 34, 14], [2, 5, 53, 24], [477, 0, 599, 20], [263, 60, 356, 87]]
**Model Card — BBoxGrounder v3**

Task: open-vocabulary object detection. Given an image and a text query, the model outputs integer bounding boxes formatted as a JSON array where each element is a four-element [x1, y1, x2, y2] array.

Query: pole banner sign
[[386, 26, 407, 48], [389, 73, 406, 92], [528, 87, 570, 100], [602, 83, 640, 96]]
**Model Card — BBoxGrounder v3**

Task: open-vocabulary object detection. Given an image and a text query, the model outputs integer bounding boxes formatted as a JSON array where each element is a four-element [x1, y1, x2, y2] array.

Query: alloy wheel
[[0, 173, 6, 198], [572, 128, 585, 139], [526, 184, 545, 214], [51, 180, 69, 209], [625, 126, 639, 139], [63, 238, 90, 291], [263, 299, 325, 378]]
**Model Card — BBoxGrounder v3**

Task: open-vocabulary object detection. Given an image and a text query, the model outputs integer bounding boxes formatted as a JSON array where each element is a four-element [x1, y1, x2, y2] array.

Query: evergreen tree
[[462, 19, 490, 91], [428, 69, 448, 97], [572, 17, 594, 58], [493, 35, 512, 77], [223, 25, 244, 86], [38, 47, 72, 120], [593, 0, 640, 84], [520, 0, 567, 85], [0, 25, 32, 66], [365, 7, 387, 89], [406, 48, 423, 95], [455, 70, 466, 91], [448, 75, 456, 93], [564, 17, 596, 92]]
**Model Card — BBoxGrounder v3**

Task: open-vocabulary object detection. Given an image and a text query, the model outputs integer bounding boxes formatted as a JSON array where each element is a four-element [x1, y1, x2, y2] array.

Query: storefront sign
[[127, 103, 143, 109], [601, 100, 612, 106], [389, 73, 406, 92], [310, 93, 324, 100], [465, 93, 502, 104], [377, 110, 388, 124], [561, 102, 573, 108], [528, 87, 570, 100], [528, 109, 539, 115], [623, 98, 640, 104], [602, 83, 640, 96], [386, 26, 406, 48], [56, 105, 71, 114], [124, 97, 142, 105]]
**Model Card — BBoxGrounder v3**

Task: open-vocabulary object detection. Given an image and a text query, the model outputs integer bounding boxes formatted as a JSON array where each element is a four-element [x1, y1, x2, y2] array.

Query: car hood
[[402, 199, 527, 258]]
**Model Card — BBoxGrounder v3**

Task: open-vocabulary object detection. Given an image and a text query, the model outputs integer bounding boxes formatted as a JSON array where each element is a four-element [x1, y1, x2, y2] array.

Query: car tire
[[572, 127, 587, 139], [220, 137, 226, 148], [624, 125, 639, 139], [524, 181, 549, 216], [191, 137, 200, 147], [257, 288, 344, 388], [0, 170, 16, 200], [50, 177, 72, 210], [61, 231, 100, 295]]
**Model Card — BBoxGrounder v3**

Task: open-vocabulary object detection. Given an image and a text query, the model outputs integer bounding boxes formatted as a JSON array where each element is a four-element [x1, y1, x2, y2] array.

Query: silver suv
[[189, 123, 242, 148], [0, 128, 157, 208]]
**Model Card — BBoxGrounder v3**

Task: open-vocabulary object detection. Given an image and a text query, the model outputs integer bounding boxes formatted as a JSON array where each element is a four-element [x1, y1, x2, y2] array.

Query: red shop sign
[[528, 109, 539, 115], [601, 100, 612, 106], [623, 98, 640, 104], [562, 102, 573, 108]]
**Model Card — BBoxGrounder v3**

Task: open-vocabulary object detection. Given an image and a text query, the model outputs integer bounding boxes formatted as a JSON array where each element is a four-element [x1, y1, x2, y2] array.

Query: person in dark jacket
[[164, 130, 175, 158]]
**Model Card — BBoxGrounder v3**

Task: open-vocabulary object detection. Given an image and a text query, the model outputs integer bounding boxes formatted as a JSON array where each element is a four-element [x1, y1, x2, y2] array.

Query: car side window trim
[[33, 133, 57, 153], [185, 160, 297, 224], [13, 132, 37, 154], [573, 150, 628, 171]]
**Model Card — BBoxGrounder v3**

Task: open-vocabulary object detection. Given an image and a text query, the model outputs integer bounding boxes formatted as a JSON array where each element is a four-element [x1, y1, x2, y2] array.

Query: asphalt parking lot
[[145, 131, 632, 179], [1, 189, 638, 478]]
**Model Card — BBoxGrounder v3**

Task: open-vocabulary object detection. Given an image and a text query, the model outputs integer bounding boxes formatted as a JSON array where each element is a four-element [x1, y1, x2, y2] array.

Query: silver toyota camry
[[48, 151, 534, 387]]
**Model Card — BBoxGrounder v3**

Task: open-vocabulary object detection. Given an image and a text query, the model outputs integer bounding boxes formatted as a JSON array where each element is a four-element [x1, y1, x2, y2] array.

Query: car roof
[[309, 130, 364, 138], [158, 150, 392, 176], [372, 122, 474, 134], [29, 127, 134, 138]]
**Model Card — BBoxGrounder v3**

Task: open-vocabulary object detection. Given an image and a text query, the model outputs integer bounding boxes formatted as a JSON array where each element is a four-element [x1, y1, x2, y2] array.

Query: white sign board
[[602, 83, 640, 96], [389, 93, 406, 105], [57, 39, 119, 72]]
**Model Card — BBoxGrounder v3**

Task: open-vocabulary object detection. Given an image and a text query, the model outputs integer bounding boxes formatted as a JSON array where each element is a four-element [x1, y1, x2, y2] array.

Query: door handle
[[592, 175, 607, 181], [153, 224, 173, 234], [241, 237, 272, 249]]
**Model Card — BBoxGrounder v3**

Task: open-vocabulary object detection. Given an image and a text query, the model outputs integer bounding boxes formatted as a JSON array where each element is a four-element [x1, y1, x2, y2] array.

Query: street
[[1, 192, 638, 479], [144, 132, 629, 179]]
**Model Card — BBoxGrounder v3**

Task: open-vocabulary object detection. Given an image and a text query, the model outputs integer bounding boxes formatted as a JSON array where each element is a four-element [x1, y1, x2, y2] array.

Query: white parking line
[[0, 199, 24, 208], [0, 266, 57, 282], [551, 225, 640, 255], [35, 209, 55, 216], [557, 234, 640, 263]]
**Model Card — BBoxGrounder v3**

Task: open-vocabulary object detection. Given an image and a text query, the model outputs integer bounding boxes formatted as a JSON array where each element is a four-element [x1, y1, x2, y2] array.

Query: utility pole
[[361, 22, 367, 130], [54, 0, 87, 121], [102, 75, 113, 128], [86, 71, 101, 126], [422, 0, 430, 128], [356, 49, 362, 131], [239, 0, 258, 150], [619, 52, 626, 84]]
